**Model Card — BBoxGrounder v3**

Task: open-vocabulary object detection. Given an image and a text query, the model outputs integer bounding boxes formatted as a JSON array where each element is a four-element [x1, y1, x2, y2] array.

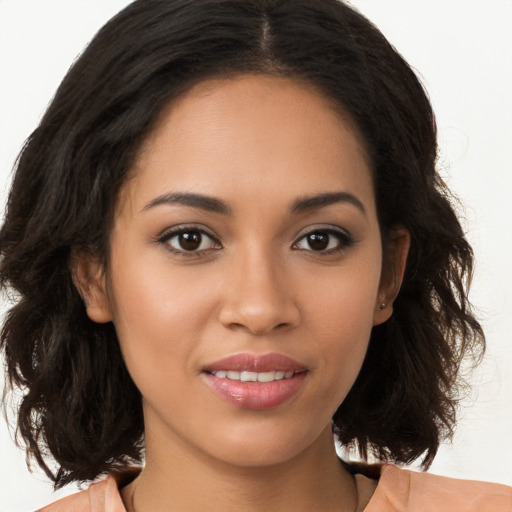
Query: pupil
[[308, 232, 329, 251], [179, 231, 201, 251]]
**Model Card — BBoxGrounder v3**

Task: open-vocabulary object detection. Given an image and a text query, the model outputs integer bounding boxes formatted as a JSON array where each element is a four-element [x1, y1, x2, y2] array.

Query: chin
[[202, 418, 331, 469]]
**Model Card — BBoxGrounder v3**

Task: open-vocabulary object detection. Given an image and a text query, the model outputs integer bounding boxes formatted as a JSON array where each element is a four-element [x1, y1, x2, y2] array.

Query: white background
[[1, 1, 511, 510]]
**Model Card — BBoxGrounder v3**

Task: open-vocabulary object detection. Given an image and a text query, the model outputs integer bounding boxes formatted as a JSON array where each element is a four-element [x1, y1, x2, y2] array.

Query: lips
[[203, 353, 307, 373], [202, 353, 308, 410]]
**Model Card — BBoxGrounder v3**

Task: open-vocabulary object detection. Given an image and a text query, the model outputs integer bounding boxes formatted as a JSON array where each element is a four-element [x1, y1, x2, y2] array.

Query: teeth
[[240, 371, 257, 382], [212, 370, 296, 382], [257, 371, 275, 383]]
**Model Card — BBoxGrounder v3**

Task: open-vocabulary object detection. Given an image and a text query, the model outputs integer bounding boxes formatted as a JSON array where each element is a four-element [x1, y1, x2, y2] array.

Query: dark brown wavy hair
[[1, 0, 484, 489]]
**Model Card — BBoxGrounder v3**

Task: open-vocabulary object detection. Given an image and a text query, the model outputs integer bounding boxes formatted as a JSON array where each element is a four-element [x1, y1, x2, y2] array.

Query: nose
[[217, 249, 301, 336]]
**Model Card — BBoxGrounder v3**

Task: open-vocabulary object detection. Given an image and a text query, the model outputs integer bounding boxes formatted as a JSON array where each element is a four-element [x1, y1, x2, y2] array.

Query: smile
[[210, 370, 296, 382], [203, 353, 308, 410]]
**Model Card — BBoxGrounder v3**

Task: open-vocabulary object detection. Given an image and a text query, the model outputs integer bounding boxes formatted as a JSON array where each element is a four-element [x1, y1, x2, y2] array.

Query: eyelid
[[292, 225, 355, 253], [156, 224, 222, 255], [154, 223, 354, 257]]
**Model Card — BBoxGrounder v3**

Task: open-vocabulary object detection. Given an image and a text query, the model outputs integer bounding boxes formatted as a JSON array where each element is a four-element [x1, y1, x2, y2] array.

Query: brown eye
[[294, 228, 353, 253], [178, 231, 202, 251], [306, 232, 329, 251], [165, 229, 219, 253]]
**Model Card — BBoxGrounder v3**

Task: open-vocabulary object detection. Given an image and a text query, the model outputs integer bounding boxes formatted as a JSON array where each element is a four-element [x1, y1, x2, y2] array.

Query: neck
[[122, 427, 357, 512]]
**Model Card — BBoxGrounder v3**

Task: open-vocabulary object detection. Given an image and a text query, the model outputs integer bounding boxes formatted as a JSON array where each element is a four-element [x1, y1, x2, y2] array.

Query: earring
[[378, 302, 387, 311]]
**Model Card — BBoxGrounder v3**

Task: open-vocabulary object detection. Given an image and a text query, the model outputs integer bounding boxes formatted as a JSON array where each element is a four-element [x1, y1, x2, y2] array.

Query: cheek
[[310, 288, 375, 380], [303, 250, 381, 393], [306, 249, 382, 335], [105, 248, 219, 383]]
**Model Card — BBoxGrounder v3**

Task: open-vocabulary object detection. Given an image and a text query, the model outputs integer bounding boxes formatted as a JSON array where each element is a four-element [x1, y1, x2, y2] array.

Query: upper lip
[[203, 353, 308, 373]]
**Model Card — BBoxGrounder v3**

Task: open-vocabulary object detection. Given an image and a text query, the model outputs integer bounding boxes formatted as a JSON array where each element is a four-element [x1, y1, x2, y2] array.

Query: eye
[[159, 227, 221, 254], [294, 228, 353, 253]]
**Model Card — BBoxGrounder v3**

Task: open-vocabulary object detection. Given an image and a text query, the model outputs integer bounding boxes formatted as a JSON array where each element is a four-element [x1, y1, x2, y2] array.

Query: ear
[[71, 251, 113, 323], [373, 227, 410, 325]]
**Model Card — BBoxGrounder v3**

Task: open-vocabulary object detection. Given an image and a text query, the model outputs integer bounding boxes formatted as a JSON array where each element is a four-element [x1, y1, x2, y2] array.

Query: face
[[79, 75, 407, 469]]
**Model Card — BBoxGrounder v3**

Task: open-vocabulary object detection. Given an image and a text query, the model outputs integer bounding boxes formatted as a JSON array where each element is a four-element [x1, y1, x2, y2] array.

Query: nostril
[[217, 295, 301, 335]]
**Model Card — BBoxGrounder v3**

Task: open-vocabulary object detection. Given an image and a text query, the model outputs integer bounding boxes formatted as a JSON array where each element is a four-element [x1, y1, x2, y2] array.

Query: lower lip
[[203, 372, 307, 410]]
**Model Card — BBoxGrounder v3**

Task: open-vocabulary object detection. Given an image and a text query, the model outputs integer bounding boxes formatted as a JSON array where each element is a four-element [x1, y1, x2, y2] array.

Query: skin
[[77, 74, 409, 512]]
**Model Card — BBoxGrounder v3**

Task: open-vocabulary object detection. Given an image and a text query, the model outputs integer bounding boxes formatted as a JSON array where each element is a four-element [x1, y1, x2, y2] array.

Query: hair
[[1, 0, 484, 489]]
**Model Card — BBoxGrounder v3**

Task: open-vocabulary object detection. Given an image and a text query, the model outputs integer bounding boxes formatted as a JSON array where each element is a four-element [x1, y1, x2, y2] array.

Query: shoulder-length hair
[[1, 0, 484, 488]]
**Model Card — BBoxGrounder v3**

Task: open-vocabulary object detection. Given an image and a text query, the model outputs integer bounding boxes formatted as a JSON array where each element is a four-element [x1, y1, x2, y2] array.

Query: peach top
[[38, 464, 512, 512]]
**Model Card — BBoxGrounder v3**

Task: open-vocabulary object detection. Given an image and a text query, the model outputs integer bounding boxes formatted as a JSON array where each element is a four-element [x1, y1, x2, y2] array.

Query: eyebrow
[[291, 191, 366, 216], [143, 190, 366, 216], [143, 192, 233, 215]]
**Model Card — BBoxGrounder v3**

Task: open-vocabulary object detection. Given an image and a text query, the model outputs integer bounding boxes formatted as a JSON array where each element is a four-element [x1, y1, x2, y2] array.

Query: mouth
[[202, 353, 308, 410], [209, 370, 297, 382]]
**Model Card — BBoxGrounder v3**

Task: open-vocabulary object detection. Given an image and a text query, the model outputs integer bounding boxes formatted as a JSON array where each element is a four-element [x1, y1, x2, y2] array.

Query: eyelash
[[293, 227, 355, 254], [157, 226, 221, 257], [156, 225, 354, 257]]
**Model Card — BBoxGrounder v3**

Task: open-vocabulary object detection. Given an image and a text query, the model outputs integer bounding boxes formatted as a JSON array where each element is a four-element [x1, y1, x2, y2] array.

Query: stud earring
[[378, 302, 387, 311]]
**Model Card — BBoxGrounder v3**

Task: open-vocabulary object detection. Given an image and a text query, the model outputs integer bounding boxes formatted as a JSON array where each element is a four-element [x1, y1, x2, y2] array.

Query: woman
[[1, 1, 510, 510]]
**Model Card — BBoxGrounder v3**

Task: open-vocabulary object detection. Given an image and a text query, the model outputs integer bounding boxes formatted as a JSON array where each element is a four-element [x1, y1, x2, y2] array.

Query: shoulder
[[365, 464, 512, 512], [36, 476, 126, 512], [36, 465, 512, 512]]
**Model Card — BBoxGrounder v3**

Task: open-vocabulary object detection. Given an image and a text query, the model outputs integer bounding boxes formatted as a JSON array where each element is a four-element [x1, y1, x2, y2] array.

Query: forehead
[[124, 74, 374, 214]]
